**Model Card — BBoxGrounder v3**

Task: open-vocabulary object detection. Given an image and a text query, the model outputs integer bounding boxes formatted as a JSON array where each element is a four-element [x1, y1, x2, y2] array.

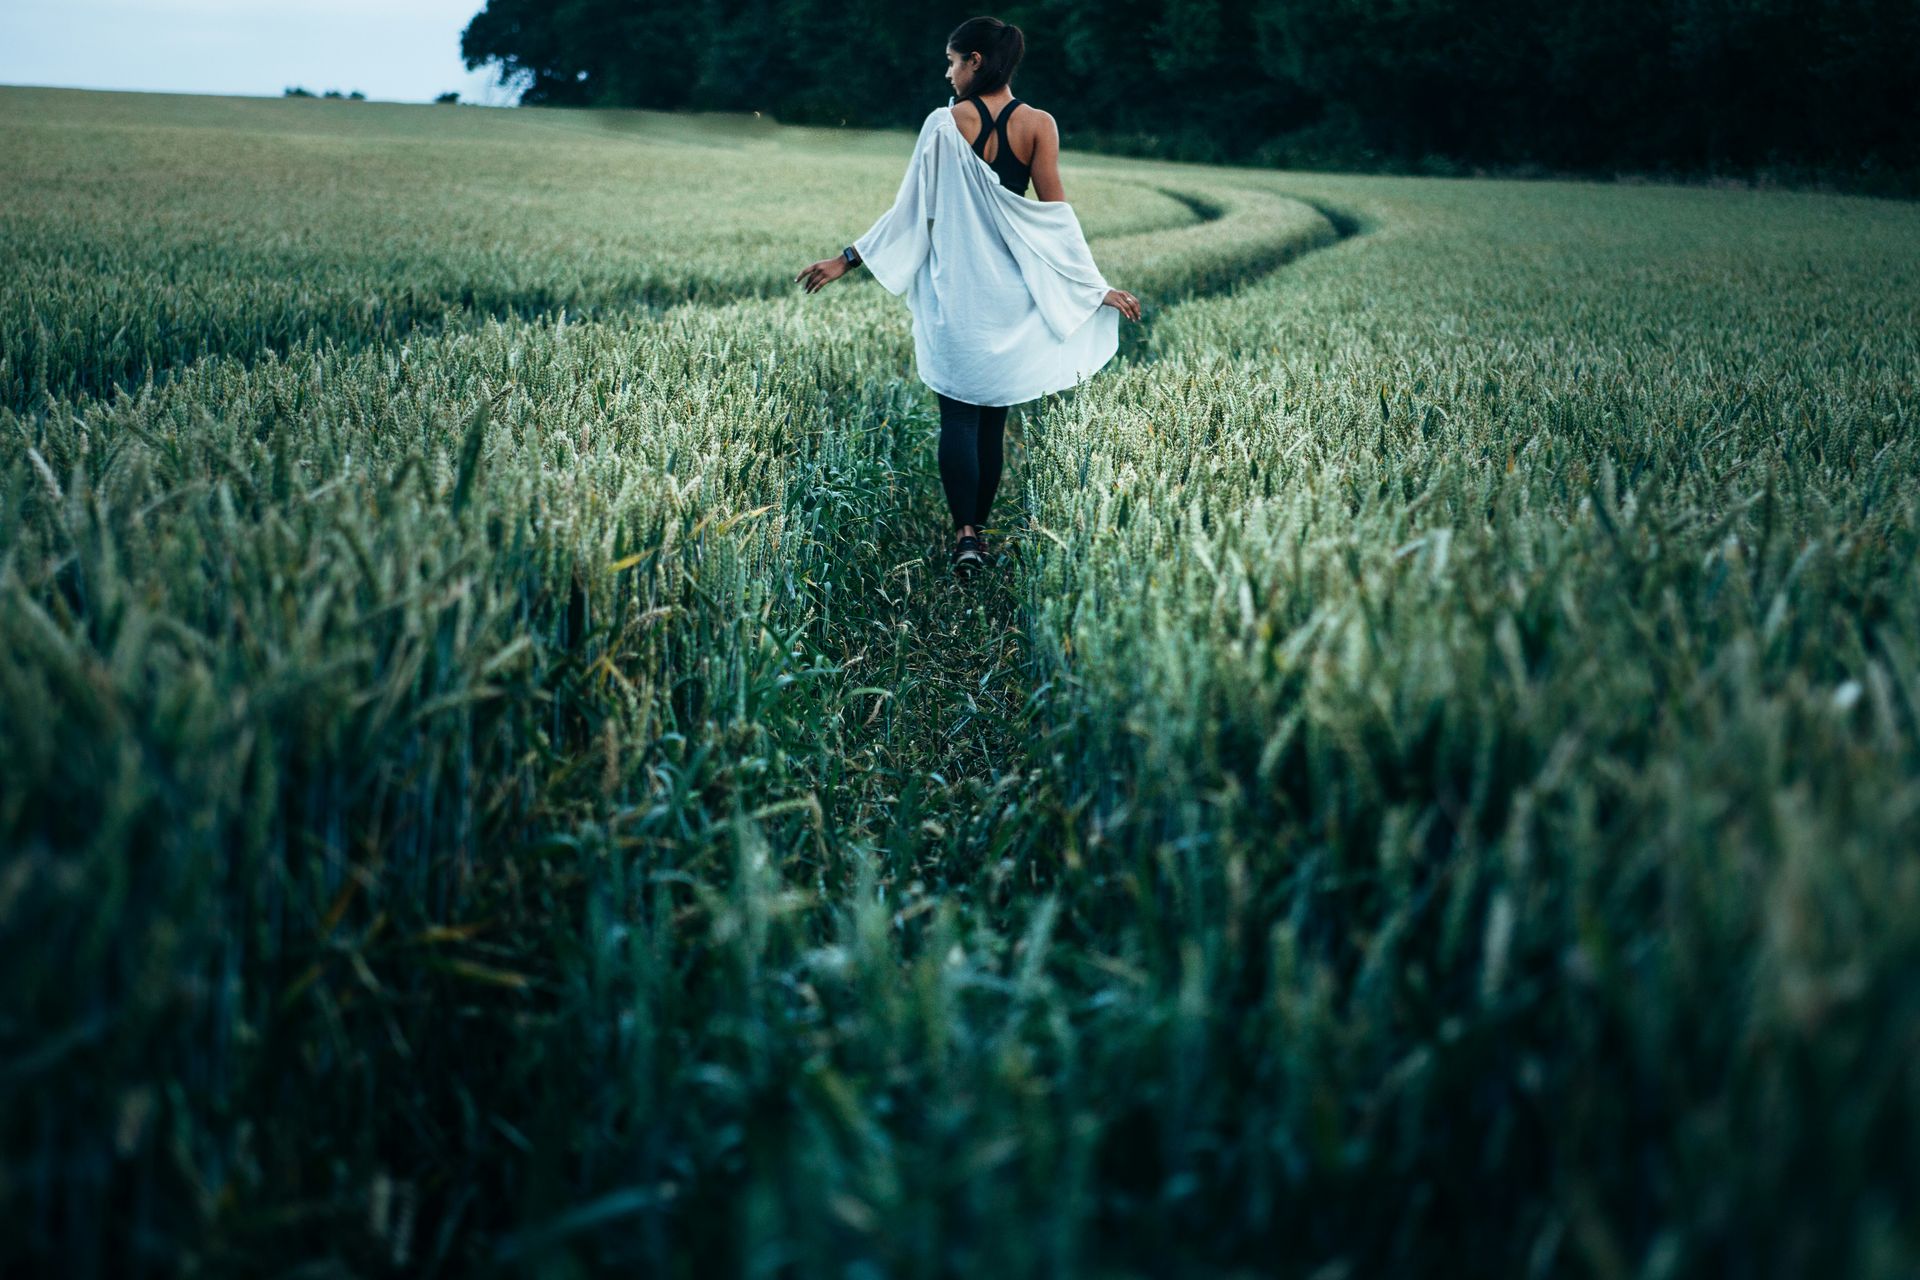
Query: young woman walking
[[796, 16, 1141, 576]]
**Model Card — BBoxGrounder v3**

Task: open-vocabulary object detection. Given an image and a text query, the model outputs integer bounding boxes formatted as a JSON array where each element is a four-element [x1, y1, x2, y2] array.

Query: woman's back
[[950, 94, 1035, 197], [848, 104, 1118, 407]]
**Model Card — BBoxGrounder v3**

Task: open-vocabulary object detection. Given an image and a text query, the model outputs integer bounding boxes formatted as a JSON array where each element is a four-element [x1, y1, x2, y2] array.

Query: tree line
[[460, 0, 1917, 191]]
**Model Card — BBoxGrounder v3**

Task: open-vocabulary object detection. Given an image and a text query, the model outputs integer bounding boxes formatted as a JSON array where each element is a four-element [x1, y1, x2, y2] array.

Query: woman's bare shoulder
[[946, 99, 1055, 128], [1018, 104, 1059, 144]]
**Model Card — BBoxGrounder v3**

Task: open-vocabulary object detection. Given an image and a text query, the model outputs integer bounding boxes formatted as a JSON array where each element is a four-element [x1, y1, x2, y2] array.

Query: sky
[[0, 0, 523, 105]]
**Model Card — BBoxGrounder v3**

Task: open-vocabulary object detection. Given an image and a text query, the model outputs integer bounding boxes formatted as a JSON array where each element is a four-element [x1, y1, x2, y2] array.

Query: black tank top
[[960, 94, 1031, 197]]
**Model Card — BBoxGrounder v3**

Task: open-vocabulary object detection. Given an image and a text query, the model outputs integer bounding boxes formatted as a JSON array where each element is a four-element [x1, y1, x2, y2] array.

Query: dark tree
[[458, 0, 1919, 189]]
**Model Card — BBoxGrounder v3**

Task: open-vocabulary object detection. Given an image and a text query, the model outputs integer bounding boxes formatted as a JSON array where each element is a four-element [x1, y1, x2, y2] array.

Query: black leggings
[[935, 392, 1010, 531]]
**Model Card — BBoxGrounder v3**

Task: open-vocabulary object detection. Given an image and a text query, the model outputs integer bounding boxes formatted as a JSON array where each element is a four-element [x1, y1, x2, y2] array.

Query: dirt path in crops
[[823, 189, 1366, 870]]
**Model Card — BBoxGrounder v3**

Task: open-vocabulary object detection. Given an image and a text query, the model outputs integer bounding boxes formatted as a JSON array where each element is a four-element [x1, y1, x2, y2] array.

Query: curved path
[[800, 181, 1364, 864]]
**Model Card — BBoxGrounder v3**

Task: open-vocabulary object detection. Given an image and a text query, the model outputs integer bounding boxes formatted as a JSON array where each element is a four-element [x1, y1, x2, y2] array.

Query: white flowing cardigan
[[852, 104, 1120, 408]]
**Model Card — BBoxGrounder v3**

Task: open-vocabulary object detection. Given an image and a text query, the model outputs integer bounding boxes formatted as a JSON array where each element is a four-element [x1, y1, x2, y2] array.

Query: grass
[[2, 85, 1917, 1278]]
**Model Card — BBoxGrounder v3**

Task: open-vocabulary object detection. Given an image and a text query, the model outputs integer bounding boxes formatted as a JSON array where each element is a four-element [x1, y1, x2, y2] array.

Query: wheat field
[[3, 85, 1917, 1277]]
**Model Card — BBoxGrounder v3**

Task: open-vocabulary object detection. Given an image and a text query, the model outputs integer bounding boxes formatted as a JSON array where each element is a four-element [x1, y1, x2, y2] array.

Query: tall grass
[[4, 90, 1918, 1277], [1015, 177, 1920, 1275], [0, 86, 1193, 412], [0, 294, 924, 1271]]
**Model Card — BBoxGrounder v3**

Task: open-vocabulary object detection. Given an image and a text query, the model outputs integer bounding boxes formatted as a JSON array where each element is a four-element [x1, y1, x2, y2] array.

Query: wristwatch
[[842, 245, 861, 267]]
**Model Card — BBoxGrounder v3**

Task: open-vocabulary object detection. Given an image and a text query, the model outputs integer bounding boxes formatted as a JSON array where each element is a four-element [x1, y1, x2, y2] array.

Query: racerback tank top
[[961, 93, 1031, 197]]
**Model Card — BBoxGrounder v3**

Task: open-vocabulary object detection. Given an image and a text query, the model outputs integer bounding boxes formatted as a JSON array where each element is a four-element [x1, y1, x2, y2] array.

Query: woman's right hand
[[796, 256, 851, 293], [1103, 288, 1141, 322]]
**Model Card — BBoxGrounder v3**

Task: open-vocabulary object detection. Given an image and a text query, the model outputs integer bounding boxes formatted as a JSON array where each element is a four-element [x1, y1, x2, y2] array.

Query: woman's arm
[[797, 114, 939, 296], [1021, 113, 1137, 319], [1028, 112, 1066, 203], [797, 246, 858, 293]]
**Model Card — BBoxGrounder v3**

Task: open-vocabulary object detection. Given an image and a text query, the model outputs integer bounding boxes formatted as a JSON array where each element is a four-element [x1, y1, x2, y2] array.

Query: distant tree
[[349, 90, 366, 101], [323, 89, 344, 99], [436, 91, 461, 104], [283, 86, 314, 98], [461, 0, 694, 108], [454, 0, 1919, 187]]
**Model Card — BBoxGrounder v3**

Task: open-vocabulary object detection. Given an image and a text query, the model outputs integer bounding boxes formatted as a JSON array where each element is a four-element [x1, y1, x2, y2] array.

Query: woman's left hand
[[796, 256, 850, 293]]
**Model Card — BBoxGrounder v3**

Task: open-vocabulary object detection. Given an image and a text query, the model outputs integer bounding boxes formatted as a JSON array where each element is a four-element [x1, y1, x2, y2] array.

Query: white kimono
[[852, 104, 1120, 408]]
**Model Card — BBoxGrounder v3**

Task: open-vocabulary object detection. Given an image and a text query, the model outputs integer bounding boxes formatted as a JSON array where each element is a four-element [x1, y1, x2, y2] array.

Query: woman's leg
[[936, 392, 983, 530], [974, 403, 1010, 529]]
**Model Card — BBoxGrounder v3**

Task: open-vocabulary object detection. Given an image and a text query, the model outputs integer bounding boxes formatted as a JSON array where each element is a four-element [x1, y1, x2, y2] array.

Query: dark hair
[[947, 17, 1025, 97]]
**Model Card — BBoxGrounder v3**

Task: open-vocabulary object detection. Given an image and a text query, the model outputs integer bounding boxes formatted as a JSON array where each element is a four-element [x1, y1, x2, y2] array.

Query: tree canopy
[[461, 0, 1918, 187]]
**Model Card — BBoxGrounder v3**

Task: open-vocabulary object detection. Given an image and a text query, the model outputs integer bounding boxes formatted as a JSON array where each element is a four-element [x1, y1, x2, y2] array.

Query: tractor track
[[803, 185, 1365, 873]]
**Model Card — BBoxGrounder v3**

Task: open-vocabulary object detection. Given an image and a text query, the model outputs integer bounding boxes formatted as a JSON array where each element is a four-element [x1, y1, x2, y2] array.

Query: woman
[[795, 16, 1142, 576]]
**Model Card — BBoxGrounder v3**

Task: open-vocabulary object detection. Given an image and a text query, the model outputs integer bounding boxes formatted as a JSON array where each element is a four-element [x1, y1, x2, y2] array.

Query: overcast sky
[[0, 0, 522, 104]]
